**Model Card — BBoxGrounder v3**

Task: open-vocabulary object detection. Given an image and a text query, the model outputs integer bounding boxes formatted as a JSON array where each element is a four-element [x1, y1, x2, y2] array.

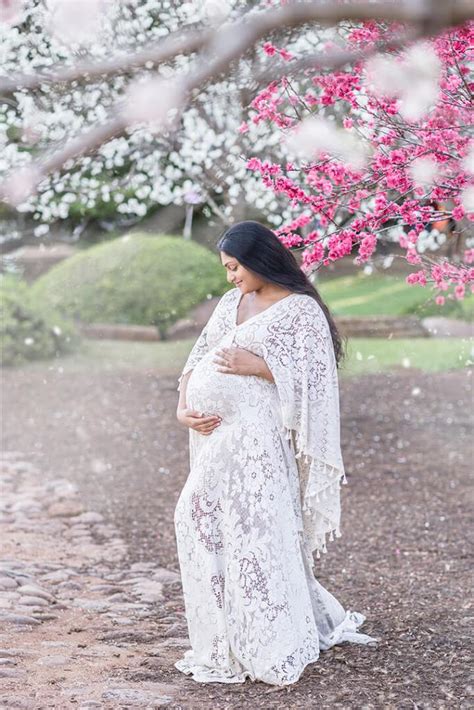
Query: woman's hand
[[176, 408, 222, 436], [213, 346, 274, 382]]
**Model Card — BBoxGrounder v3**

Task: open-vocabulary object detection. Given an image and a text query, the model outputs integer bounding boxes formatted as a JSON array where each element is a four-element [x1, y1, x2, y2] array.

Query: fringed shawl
[[261, 295, 348, 559]]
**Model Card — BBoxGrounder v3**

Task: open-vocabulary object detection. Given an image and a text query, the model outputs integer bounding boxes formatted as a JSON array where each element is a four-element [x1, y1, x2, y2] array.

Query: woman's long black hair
[[217, 220, 346, 368]]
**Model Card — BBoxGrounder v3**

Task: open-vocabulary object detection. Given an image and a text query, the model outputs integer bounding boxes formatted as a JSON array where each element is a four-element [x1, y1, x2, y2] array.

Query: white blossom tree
[[0, 0, 472, 269]]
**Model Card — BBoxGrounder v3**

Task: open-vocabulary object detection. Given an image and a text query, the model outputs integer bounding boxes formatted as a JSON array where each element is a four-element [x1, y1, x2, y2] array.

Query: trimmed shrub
[[0, 274, 81, 367], [30, 233, 230, 337]]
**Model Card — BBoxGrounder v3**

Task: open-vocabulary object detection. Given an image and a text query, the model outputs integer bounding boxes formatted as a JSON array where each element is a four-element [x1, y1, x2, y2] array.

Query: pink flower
[[453, 205, 465, 220], [406, 270, 427, 286], [406, 249, 422, 265], [464, 248, 474, 264], [279, 232, 303, 247], [246, 157, 262, 171], [263, 42, 277, 56], [279, 48, 293, 61], [239, 26, 473, 294], [357, 233, 377, 262]]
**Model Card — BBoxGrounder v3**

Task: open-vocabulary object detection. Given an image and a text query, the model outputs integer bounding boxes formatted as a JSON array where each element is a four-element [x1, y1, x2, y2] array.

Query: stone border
[[79, 314, 442, 342], [79, 323, 161, 342]]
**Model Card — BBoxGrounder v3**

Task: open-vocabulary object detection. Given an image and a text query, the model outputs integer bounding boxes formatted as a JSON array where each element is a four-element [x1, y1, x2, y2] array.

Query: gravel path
[[0, 364, 472, 708]]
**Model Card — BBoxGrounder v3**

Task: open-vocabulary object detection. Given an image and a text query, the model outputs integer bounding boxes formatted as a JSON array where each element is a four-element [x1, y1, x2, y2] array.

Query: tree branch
[[1, 0, 472, 203], [251, 31, 417, 89], [0, 27, 213, 95]]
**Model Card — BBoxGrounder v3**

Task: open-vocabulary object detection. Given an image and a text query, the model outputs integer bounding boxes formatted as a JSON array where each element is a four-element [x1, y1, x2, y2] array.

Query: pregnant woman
[[174, 221, 379, 686]]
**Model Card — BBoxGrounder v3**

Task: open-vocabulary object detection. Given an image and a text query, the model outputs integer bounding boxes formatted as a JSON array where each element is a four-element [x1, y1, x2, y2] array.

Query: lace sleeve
[[177, 323, 210, 392], [177, 288, 235, 392], [261, 296, 347, 559]]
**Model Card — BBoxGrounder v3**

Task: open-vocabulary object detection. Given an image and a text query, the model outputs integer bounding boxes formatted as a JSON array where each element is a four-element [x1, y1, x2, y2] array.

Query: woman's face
[[220, 251, 263, 293]]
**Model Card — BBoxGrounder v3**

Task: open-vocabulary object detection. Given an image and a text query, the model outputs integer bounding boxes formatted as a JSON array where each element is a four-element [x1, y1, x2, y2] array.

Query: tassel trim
[[312, 524, 343, 559], [284, 425, 347, 559]]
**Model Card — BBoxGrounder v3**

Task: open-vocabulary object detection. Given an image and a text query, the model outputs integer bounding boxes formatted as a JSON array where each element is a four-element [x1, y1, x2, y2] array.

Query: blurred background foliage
[[29, 233, 229, 337], [0, 273, 80, 366], [1, 231, 471, 369], [317, 273, 473, 321]]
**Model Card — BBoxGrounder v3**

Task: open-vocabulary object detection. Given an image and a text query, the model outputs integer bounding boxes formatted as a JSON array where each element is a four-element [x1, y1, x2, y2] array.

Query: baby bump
[[186, 348, 280, 425], [186, 349, 244, 421]]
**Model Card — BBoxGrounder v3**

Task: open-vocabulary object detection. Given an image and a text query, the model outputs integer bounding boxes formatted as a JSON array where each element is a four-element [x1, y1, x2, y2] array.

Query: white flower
[[122, 77, 183, 133], [1, 166, 41, 207], [46, 0, 104, 46], [462, 144, 474, 174], [460, 185, 474, 213], [0, 0, 25, 27], [365, 41, 441, 121], [286, 116, 369, 170], [34, 224, 50, 237], [365, 54, 404, 98], [203, 0, 231, 23], [409, 156, 439, 190]]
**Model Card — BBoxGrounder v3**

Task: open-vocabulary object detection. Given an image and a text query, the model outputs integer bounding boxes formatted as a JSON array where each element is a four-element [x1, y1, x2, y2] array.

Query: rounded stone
[[18, 596, 50, 607], [75, 512, 104, 524], [18, 585, 55, 601], [0, 576, 19, 590]]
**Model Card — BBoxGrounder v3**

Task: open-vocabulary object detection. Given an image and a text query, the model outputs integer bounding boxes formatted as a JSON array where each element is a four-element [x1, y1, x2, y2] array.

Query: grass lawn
[[340, 337, 473, 376], [5, 273, 472, 376], [12, 336, 472, 377], [317, 272, 474, 320], [14, 338, 193, 375]]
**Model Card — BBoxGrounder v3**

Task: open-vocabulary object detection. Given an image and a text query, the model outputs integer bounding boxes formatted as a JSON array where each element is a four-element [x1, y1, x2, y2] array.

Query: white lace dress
[[174, 287, 378, 686]]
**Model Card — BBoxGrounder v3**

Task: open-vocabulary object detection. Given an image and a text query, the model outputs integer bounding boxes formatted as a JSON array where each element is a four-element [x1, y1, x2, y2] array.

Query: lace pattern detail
[[174, 287, 379, 685], [177, 289, 236, 392], [261, 297, 348, 558]]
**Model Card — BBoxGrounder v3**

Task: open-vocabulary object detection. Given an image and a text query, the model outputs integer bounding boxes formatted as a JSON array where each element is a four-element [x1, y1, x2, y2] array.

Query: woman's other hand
[[213, 346, 274, 382], [176, 408, 222, 436]]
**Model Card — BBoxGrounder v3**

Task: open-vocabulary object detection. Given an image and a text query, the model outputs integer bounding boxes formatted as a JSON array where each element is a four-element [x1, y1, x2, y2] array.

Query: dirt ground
[[1, 361, 473, 708]]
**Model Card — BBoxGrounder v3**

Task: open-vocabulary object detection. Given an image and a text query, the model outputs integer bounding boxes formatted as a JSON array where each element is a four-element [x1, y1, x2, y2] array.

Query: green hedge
[[0, 274, 81, 367], [30, 233, 230, 337]]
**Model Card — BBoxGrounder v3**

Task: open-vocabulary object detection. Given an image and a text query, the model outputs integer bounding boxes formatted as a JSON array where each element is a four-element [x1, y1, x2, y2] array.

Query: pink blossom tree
[[0, 0, 472, 308], [244, 21, 474, 304]]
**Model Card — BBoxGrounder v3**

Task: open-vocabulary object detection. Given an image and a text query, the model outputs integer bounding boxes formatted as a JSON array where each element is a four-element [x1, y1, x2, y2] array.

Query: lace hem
[[174, 612, 379, 686], [174, 652, 254, 685], [319, 610, 380, 650]]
